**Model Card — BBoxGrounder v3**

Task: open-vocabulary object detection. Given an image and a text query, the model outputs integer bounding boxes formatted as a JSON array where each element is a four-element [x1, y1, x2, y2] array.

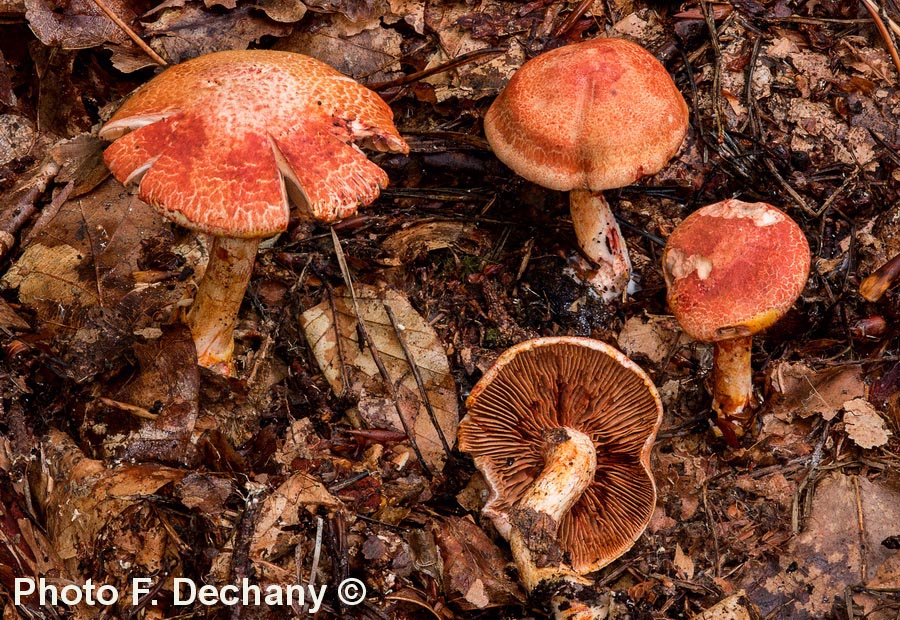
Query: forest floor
[[1, 0, 900, 619]]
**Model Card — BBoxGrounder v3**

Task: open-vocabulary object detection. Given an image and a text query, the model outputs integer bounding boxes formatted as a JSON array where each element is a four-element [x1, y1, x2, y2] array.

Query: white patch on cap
[[664, 248, 713, 282], [704, 199, 785, 226]]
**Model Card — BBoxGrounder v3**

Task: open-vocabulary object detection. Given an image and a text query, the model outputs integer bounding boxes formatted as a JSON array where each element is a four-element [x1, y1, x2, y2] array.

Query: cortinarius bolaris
[[458, 337, 662, 619], [484, 38, 688, 300], [100, 50, 408, 374], [663, 199, 810, 442]]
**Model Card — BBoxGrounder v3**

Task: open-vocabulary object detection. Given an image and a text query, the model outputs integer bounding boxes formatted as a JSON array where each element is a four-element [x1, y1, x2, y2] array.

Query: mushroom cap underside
[[663, 199, 811, 342], [100, 50, 409, 237], [484, 37, 689, 192], [458, 336, 663, 574]]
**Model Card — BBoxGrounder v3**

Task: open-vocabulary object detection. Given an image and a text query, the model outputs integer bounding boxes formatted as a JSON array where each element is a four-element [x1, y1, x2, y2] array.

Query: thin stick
[[330, 227, 433, 477], [860, 0, 900, 76], [383, 301, 452, 457], [0, 159, 60, 260], [87, 0, 168, 66]]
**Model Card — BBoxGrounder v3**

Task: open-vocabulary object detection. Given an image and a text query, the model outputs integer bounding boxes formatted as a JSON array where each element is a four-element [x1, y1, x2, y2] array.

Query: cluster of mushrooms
[[99, 38, 811, 620]]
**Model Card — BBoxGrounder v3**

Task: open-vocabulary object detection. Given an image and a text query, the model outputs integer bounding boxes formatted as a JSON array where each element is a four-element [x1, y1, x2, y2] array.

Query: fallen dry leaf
[[24, 0, 133, 49], [276, 14, 403, 84], [143, 4, 292, 64], [842, 398, 891, 449], [250, 473, 343, 561], [742, 473, 900, 618], [2, 177, 201, 339], [674, 542, 695, 580], [378, 220, 475, 266], [690, 592, 753, 620], [300, 284, 458, 472], [768, 363, 866, 421], [617, 314, 685, 365], [433, 515, 524, 609]]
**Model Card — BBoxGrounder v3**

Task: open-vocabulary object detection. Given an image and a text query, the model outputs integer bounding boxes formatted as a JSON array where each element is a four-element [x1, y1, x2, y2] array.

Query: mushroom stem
[[712, 336, 754, 441], [569, 190, 632, 300], [504, 427, 607, 620], [507, 427, 610, 619], [185, 236, 260, 375]]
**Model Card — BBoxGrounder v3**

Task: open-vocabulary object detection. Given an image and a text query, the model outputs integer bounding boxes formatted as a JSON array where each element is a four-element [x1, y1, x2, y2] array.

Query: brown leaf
[[250, 473, 343, 561], [690, 592, 754, 620], [378, 220, 473, 266], [433, 515, 524, 609], [768, 362, 866, 421], [0, 115, 35, 166], [276, 14, 403, 84], [842, 398, 891, 449], [674, 543, 695, 580], [24, 0, 133, 48], [143, 4, 292, 65], [741, 473, 900, 618], [300, 284, 458, 472], [2, 177, 200, 335]]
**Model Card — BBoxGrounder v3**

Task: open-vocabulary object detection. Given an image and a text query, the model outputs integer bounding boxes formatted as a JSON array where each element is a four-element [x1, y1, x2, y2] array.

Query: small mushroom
[[484, 38, 688, 300], [662, 199, 810, 442], [100, 50, 408, 374], [458, 337, 662, 619]]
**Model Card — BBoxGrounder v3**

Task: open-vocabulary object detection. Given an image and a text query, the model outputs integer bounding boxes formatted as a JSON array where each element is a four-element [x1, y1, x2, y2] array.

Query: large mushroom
[[100, 50, 408, 374], [484, 37, 688, 300], [458, 337, 662, 619], [662, 199, 810, 443]]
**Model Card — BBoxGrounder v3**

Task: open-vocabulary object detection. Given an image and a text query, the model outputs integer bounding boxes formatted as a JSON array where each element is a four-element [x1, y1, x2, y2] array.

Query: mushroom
[[99, 50, 408, 374], [458, 337, 662, 619], [662, 199, 810, 442], [483, 37, 688, 300]]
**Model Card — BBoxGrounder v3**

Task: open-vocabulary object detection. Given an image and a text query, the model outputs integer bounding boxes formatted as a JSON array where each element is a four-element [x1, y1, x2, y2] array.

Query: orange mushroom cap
[[99, 50, 409, 237], [663, 199, 811, 342], [458, 337, 663, 574], [483, 38, 688, 192]]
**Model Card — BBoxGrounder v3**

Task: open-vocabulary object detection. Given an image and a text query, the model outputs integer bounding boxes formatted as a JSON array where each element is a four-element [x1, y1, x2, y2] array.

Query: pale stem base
[[185, 236, 260, 375], [713, 336, 754, 438], [569, 190, 632, 301], [506, 427, 607, 620]]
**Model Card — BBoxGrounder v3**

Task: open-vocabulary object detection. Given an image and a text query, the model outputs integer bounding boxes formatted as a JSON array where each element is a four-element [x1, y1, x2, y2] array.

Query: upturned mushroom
[[662, 199, 810, 443], [458, 337, 662, 619], [100, 50, 408, 374], [484, 37, 688, 300]]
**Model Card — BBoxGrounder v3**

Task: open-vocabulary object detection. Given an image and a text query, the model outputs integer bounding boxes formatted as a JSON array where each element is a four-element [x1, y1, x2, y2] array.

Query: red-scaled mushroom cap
[[483, 37, 688, 192], [663, 199, 811, 342], [99, 50, 409, 238], [458, 337, 663, 574]]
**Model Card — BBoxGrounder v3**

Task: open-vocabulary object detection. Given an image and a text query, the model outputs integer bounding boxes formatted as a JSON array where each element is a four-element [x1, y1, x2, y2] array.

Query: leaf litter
[[1, 0, 900, 619]]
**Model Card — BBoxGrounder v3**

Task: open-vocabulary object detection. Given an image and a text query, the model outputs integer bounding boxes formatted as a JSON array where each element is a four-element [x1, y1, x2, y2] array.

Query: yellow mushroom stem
[[506, 427, 608, 620], [569, 190, 632, 301], [185, 235, 260, 375], [712, 336, 754, 440]]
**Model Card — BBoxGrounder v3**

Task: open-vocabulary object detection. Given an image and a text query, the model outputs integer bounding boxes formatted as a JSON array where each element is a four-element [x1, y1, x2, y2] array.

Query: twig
[[0, 159, 60, 261], [87, 0, 168, 66], [383, 301, 453, 458], [853, 475, 868, 583], [230, 489, 262, 620], [368, 47, 505, 90], [700, 0, 726, 144], [701, 479, 721, 578], [98, 397, 158, 420], [860, 0, 900, 76], [324, 281, 350, 397], [763, 157, 817, 216], [330, 227, 433, 477], [309, 516, 324, 590]]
